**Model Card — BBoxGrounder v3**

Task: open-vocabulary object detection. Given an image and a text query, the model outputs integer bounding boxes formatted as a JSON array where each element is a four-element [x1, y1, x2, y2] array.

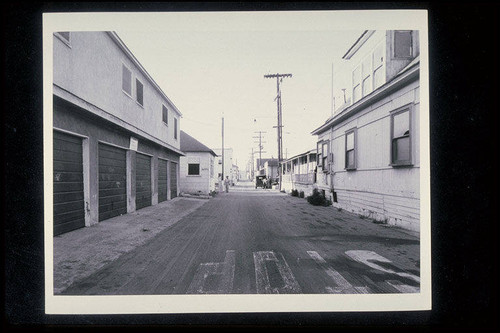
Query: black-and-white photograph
[[43, 10, 430, 314]]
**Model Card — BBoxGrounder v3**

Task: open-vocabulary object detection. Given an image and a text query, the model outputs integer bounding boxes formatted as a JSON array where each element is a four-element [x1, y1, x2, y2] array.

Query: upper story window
[[136, 79, 144, 106], [372, 42, 385, 89], [174, 117, 178, 140], [361, 56, 372, 97], [122, 64, 132, 96], [162, 105, 168, 125], [352, 65, 361, 103], [394, 30, 413, 58], [345, 129, 357, 170], [55, 32, 71, 47], [390, 105, 412, 166], [321, 141, 329, 172]]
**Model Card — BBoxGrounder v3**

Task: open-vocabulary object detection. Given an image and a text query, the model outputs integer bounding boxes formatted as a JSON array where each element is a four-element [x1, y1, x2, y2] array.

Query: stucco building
[[52, 31, 183, 235], [311, 30, 421, 232], [179, 131, 217, 196]]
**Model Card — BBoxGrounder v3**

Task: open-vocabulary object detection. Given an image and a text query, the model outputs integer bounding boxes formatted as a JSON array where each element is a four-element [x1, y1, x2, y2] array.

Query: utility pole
[[252, 131, 266, 171], [221, 116, 224, 180], [264, 73, 292, 190]]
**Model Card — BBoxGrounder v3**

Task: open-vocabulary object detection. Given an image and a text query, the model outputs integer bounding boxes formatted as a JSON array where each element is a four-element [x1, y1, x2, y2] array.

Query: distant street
[[62, 180, 420, 295]]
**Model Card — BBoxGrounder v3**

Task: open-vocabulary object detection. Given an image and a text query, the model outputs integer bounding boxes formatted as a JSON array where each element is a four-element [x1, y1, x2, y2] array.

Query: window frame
[[187, 163, 201, 176], [345, 128, 357, 171], [390, 104, 413, 167], [352, 65, 362, 103], [174, 117, 178, 140], [321, 141, 329, 173], [392, 30, 414, 59], [162, 105, 169, 125], [135, 78, 144, 107], [122, 64, 133, 98]]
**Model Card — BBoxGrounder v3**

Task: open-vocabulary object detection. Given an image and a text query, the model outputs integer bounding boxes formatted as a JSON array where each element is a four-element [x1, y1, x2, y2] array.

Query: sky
[[113, 12, 364, 172]]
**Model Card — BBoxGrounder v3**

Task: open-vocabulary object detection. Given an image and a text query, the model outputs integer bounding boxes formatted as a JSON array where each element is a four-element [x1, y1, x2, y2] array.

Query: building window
[[373, 42, 385, 89], [162, 105, 168, 125], [391, 106, 412, 166], [122, 65, 132, 96], [188, 163, 200, 176], [345, 129, 357, 170], [352, 65, 361, 103], [136, 79, 144, 106], [394, 30, 413, 58], [210, 159, 214, 177], [361, 56, 372, 97], [174, 118, 178, 140], [322, 141, 329, 172]]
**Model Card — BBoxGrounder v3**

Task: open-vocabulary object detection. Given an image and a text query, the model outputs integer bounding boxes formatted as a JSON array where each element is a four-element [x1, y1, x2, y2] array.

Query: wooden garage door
[[158, 159, 168, 202], [53, 131, 85, 235], [98, 143, 127, 221], [136, 152, 152, 210], [170, 161, 178, 199]]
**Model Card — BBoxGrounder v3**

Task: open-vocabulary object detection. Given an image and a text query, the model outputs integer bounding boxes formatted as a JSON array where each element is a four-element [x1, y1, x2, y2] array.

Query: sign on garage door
[[53, 131, 85, 235], [170, 161, 178, 199], [98, 143, 127, 221], [136, 152, 152, 210], [158, 158, 168, 202]]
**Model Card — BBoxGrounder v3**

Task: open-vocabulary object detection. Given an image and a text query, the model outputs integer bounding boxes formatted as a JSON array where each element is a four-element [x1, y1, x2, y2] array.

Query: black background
[[2, 1, 498, 331]]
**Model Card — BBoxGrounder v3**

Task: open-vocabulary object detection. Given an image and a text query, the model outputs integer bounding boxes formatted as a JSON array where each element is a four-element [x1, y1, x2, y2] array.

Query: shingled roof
[[180, 131, 217, 156]]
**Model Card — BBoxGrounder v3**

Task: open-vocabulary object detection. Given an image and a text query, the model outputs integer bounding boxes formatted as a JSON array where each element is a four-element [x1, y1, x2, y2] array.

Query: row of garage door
[[53, 131, 178, 236]]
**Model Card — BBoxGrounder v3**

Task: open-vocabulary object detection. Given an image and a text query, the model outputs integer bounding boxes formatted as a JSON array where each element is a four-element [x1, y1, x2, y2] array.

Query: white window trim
[[122, 63, 133, 98], [345, 128, 357, 171], [389, 103, 414, 167], [135, 78, 144, 108], [162, 105, 169, 126]]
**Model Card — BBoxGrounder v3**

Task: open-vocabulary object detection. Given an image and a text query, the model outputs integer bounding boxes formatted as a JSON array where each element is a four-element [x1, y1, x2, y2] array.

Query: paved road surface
[[62, 181, 420, 295]]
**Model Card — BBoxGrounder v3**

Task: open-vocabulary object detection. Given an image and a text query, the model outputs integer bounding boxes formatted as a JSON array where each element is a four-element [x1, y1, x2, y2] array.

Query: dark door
[[98, 143, 127, 221], [158, 158, 168, 202], [170, 161, 178, 199], [53, 131, 85, 235], [136, 152, 152, 209]]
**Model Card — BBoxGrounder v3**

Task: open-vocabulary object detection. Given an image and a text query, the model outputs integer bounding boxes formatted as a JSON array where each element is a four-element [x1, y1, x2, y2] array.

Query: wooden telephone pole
[[264, 73, 292, 190]]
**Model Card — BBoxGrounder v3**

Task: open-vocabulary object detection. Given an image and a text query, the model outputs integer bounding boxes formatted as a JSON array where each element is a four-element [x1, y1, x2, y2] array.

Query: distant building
[[311, 30, 421, 232], [52, 31, 184, 235], [179, 131, 217, 195], [213, 148, 236, 185], [281, 149, 317, 196]]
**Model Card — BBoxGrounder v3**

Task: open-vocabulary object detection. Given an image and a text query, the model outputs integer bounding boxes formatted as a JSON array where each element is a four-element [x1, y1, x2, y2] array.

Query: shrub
[[306, 189, 332, 206], [291, 189, 299, 197], [299, 191, 305, 198]]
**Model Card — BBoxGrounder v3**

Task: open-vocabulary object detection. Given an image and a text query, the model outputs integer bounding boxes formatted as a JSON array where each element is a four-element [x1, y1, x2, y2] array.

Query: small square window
[[122, 65, 132, 96], [136, 79, 144, 106], [188, 163, 200, 175], [394, 31, 413, 58], [162, 105, 168, 125]]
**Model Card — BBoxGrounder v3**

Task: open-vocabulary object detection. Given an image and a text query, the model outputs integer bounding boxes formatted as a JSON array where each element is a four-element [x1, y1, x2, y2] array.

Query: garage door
[[53, 131, 85, 235], [136, 152, 152, 210], [170, 161, 178, 199], [158, 158, 168, 202], [98, 143, 127, 221]]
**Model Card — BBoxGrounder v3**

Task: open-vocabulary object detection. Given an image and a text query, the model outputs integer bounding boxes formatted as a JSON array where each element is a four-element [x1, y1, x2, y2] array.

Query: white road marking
[[253, 251, 302, 294], [186, 250, 235, 294], [345, 250, 420, 293], [307, 251, 371, 294]]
